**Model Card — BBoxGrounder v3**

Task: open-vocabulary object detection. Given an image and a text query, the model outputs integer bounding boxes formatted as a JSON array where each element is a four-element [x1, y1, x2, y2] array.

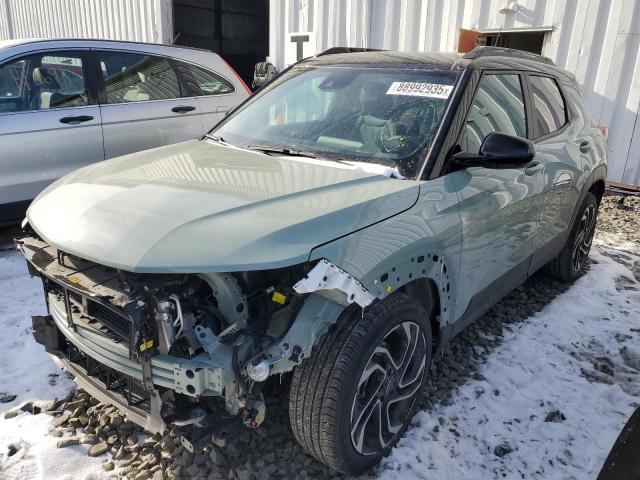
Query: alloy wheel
[[350, 321, 427, 456], [572, 204, 597, 272]]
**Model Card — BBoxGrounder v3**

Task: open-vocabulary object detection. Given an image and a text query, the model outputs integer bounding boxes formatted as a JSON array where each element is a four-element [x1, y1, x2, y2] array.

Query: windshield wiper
[[246, 145, 358, 165], [205, 134, 229, 145], [245, 145, 318, 159]]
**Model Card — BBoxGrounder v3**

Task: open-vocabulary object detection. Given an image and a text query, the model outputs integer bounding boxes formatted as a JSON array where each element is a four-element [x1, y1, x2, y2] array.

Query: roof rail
[[316, 47, 384, 57], [463, 46, 555, 65]]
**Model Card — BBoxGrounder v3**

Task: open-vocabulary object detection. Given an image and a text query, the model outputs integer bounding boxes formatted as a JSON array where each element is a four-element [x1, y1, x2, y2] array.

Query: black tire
[[546, 191, 599, 282], [288, 293, 432, 474]]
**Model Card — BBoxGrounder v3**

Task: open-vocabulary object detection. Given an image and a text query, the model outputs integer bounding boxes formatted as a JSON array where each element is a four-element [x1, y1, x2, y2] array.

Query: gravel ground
[[2, 193, 639, 480], [598, 194, 640, 245]]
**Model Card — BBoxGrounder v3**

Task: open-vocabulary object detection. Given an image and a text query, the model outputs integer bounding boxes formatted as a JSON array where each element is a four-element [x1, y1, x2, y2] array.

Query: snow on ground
[[0, 251, 107, 480], [380, 242, 640, 480]]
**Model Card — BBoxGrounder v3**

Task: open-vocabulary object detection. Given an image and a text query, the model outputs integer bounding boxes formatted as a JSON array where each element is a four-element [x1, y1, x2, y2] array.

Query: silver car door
[[0, 50, 102, 207], [172, 59, 249, 130], [94, 50, 203, 159]]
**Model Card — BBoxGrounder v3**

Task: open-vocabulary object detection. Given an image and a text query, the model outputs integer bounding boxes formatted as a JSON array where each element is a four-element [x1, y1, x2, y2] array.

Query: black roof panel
[[299, 47, 573, 79], [300, 51, 464, 70]]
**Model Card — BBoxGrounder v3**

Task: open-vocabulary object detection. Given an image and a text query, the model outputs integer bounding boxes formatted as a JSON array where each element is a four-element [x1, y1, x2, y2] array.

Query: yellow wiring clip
[[385, 285, 393, 293], [139, 339, 154, 351], [67, 276, 81, 284], [272, 291, 287, 305]]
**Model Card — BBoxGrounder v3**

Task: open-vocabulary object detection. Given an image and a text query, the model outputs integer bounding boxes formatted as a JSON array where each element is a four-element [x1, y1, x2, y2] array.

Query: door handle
[[59, 115, 93, 124], [579, 141, 591, 153], [524, 161, 544, 175], [171, 105, 196, 113]]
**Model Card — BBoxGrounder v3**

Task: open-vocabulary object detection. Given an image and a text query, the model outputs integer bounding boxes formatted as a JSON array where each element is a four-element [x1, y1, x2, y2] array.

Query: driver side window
[[462, 73, 526, 153], [0, 52, 87, 113]]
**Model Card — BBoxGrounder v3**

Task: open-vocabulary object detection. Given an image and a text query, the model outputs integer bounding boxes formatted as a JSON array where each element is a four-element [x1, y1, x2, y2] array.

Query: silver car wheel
[[350, 321, 427, 456], [572, 203, 597, 272]]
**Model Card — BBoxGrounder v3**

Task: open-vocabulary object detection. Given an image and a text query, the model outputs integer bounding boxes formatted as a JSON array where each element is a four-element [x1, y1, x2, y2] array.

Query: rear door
[[450, 72, 545, 323], [525, 74, 583, 272], [172, 58, 243, 130], [0, 50, 102, 206], [94, 50, 203, 159]]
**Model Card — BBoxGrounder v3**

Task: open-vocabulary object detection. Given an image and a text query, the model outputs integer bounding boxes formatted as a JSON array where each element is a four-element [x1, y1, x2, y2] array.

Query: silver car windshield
[[211, 66, 459, 179]]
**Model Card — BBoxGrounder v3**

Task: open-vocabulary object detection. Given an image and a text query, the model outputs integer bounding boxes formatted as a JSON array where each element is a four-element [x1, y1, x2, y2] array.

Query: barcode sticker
[[386, 82, 453, 99]]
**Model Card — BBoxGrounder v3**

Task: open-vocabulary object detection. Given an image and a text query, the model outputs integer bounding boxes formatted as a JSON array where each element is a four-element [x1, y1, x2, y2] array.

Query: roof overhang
[[477, 26, 554, 34]]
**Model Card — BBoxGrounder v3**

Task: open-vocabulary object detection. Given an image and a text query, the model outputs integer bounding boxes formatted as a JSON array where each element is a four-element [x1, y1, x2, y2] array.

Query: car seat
[[30, 66, 64, 109], [357, 81, 394, 152]]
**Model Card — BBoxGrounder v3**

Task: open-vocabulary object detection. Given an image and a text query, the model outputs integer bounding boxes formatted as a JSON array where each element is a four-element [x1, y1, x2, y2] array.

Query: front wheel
[[288, 293, 432, 474]]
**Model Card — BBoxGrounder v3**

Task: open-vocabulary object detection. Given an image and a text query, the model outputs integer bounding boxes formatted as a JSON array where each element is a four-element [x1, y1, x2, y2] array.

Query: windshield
[[211, 65, 459, 179]]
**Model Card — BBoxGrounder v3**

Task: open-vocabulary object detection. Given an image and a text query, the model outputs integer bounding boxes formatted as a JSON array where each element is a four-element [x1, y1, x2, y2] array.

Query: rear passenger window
[[173, 61, 234, 96], [97, 52, 181, 104], [462, 74, 527, 154], [529, 75, 567, 138]]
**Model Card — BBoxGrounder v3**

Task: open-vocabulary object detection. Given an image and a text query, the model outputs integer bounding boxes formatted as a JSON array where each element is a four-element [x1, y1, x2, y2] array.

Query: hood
[[27, 140, 420, 272]]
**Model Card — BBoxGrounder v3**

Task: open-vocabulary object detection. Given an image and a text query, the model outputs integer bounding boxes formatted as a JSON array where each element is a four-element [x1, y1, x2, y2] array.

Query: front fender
[[308, 178, 462, 327]]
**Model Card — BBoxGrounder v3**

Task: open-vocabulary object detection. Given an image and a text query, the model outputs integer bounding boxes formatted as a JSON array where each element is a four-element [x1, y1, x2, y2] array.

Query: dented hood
[[27, 140, 419, 273]]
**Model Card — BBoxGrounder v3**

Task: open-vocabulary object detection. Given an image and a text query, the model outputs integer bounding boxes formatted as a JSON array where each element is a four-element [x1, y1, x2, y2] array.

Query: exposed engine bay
[[17, 232, 370, 449]]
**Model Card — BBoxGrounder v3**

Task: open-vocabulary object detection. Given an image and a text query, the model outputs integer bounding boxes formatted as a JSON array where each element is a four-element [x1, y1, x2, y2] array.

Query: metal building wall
[[0, 0, 173, 45], [270, 0, 640, 186]]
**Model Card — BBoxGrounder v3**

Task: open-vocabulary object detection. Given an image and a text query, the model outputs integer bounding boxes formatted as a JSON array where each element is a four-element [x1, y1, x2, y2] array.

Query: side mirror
[[452, 132, 535, 169]]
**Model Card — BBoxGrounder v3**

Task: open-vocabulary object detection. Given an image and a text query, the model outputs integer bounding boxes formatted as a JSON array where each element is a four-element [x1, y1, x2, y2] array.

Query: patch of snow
[[379, 247, 640, 480], [337, 160, 405, 179], [0, 252, 73, 409], [0, 250, 106, 479], [0, 413, 107, 480]]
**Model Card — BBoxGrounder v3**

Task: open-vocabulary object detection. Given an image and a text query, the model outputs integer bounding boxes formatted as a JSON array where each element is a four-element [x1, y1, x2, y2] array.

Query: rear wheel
[[289, 293, 432, 474], [546, 191, 598, 282]]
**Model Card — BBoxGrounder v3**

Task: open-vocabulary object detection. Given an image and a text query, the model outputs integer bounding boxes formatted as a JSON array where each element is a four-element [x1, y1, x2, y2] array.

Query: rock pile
[[30, 389, 337, 480]]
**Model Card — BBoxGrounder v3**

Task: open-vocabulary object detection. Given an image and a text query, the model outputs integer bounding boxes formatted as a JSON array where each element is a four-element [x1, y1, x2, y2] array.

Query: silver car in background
[[0, 38, 250, 223]]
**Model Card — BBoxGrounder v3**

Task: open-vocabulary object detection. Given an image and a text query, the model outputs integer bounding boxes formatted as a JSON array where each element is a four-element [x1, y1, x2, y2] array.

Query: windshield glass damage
[[211, 66, 459, 179]]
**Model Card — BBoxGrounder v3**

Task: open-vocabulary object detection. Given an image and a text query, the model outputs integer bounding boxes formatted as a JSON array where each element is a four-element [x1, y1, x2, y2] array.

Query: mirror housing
[[452, 132, 535, 169]]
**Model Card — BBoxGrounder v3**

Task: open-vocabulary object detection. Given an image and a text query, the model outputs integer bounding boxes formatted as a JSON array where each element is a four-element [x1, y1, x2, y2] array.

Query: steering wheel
[[380, 102, 437, 153]]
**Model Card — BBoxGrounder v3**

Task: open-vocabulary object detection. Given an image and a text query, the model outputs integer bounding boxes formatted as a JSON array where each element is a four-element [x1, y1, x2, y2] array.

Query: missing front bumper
[[32, 315, 247, 446], [32, 314, 165, 433]]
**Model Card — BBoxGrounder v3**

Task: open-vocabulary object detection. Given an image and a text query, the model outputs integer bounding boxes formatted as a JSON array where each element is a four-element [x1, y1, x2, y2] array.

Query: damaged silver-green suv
[[18, 47, 606, 474]]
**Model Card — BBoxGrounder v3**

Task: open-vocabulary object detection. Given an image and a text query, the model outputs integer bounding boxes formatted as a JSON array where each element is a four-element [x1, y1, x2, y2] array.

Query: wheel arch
[[589, 178, 606, 204], [569, 164, 606, 229], [400, 277, 442, 349]]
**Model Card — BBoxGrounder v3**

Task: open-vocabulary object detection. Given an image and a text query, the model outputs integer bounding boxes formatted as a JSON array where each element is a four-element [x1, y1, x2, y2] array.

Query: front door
[[450, 72, 545, 323], [94, 50, 204, 159], [0, 50, 103, 207]]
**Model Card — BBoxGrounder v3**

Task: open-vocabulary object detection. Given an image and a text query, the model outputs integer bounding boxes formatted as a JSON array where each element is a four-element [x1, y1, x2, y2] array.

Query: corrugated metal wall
[[270, 0, 640, 186], [0, 0, 173, 44]]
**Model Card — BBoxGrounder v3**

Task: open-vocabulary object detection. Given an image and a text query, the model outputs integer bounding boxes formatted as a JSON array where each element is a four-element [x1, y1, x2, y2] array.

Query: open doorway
[[172, 0, 269, 86], [458, 28, 550, 55]]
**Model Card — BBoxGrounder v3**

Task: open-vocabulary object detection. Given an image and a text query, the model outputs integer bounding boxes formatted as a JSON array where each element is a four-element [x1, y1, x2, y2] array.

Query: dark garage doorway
[[172, 0, 269, 87], [458, 28, 549, 56]]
